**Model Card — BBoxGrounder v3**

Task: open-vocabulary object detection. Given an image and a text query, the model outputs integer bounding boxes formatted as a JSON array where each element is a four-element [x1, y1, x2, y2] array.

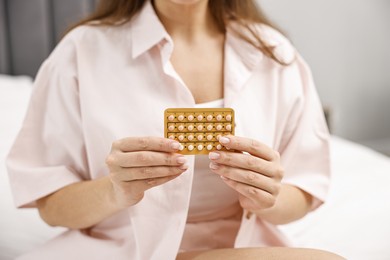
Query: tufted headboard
[[0, 0, 98, 77]]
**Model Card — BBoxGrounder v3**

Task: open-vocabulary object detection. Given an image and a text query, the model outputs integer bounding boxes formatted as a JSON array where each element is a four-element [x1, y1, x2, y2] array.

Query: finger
[[121, 174, 182, 194], [209, 163, 280, 195], [218, 135, 279, 161], [220, 177, 277, 209], [208, 151, 282, 179], [111, 165, 189, 182], [107, 151, 187, 168], [112, 137, 182, 153]]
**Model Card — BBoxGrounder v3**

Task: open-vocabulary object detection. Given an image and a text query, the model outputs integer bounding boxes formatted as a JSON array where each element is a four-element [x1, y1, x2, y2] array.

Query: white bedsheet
[[1, 74, 390, 259], [280, 136, 390, 259]]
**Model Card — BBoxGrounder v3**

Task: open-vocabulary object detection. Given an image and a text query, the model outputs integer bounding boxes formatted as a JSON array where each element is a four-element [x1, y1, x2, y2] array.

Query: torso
[[180, 98, 242, 252], [170, 33, 225, 104]]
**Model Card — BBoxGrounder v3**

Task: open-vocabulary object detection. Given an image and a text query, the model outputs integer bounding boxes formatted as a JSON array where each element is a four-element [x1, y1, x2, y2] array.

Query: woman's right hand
[[105, 137, 188, 209]]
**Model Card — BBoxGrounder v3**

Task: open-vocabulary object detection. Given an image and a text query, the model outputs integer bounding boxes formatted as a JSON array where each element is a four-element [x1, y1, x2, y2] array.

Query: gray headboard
[[0, 0, 98, 77]]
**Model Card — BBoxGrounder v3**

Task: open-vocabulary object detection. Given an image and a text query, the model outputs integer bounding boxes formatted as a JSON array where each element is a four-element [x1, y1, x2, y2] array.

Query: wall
[[0, 0, 10, 74], [0, 0, 96, 77], [258, 0, 390, 154]]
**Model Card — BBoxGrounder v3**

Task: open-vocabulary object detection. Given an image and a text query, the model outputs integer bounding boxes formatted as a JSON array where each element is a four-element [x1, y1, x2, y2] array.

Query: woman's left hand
[[209, 135, 284, 213]]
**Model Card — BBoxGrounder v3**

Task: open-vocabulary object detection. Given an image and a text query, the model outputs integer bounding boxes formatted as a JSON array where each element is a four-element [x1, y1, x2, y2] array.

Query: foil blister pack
[[164, 108, 235, 155]]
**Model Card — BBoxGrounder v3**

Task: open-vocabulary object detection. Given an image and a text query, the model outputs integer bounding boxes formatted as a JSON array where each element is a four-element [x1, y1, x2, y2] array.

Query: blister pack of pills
[[164, 108, 235, 155]]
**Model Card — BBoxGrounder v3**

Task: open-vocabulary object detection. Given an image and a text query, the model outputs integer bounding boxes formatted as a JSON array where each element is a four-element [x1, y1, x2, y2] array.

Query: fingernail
[[180, 164, 189, 170], [209, 162, 219, 170], [220, 176, 229, 181], [209, 152, 220, 160], [170, 142, 181, 150], [176, 156, 187, 164], [219, 136, 230, 144]]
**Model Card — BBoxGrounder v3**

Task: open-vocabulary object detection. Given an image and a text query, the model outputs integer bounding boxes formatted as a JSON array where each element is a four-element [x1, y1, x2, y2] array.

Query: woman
[[7, 0, 343, 259]]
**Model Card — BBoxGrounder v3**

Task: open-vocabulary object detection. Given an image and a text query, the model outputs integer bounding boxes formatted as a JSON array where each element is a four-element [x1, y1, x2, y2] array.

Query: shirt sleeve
[[278, 54, 331, 211], [6, 33, 88, 208]]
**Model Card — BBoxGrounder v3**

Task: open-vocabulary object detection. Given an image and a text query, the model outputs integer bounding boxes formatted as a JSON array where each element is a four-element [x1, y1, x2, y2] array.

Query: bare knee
[[177, 247, 345, 260]]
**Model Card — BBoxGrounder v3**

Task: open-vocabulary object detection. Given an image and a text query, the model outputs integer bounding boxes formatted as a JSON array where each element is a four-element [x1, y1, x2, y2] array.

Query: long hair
[[68, 0, 288, 64]]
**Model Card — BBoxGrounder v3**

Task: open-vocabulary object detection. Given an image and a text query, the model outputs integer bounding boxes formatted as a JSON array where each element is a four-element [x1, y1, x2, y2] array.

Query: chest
[[170, 38, 225, 104], [78, 35, 297, 151]]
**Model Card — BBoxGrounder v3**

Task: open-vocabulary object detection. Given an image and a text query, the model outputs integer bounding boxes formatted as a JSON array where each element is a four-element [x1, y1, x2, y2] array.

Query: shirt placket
[[158, 39, 196, 106]]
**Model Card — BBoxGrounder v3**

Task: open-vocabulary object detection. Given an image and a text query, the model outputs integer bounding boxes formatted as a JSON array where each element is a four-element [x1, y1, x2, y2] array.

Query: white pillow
[[0, 75, 65, 260]]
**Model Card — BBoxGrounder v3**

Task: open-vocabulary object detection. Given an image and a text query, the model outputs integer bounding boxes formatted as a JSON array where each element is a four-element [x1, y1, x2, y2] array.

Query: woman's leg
[[176, 247, 345, 260]]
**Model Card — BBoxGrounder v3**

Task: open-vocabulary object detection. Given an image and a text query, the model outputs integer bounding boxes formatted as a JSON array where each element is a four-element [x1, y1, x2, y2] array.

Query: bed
[[1, 74, 390, 260]]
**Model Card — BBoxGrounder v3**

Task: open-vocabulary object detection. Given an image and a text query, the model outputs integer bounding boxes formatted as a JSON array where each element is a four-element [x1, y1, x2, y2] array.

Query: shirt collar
[[131, 0, 171, 59], [130, 1, 271, 75], [226, 24, 264, 71]]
